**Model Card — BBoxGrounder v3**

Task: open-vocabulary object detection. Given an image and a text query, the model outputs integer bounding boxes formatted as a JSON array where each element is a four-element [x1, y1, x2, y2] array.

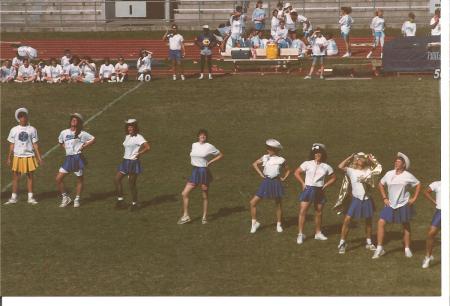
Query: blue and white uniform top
[[429, 181, 441, 210], [45, 64, 64, 78], [137, 55, 152, 73], [12, 57, 23, 68], [61, 55, 71, 72], [299, 160, 334, 187], [123, 134, 147, 160], [1, 65, 16, 79], [190, 142, 220, 167], [379, 170, 420, 209], [168, 33, 184, 50], [326, 39, 338, 55], [67, 64, 82, 77], [17, 46, 38, 59], [271, 16, 280, 38], [7, 125, 38, 157], [401, 21, 416, 37], [230, 17, 244, 38], [346, 168, 371, 200], [275, 27, 288, 41], [58, 129, 94, 156], [82, 63, 96, 78], [261, 154, 285, 179], [339, 14, 353, 34], [370, 16, 385, 32], [99, 64, 115, 78], [310, 35, 328, 56], [430, 16, 440, 36], [252, 8, 266, 24], [18, 65, 35, 78]]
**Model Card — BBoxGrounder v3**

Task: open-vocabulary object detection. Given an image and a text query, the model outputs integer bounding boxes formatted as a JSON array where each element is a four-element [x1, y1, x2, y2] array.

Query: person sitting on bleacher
[[99, 57, 116, 83], [80, 56, 98, 84], [274, 20, 289, 48], [271, 9, 280, 40], [137, 49, 152, 82], [252, 0, 266, 31], [214, 22, 231, 44], [66, 56, 83, 83], [325, 33, 338, 56], [251, 30, 267, 49], [44, 58, 64, 83], [401, 13, 416, 37], [61, 49, 72, 76], [289, 31, 307, 58], [16, 58, 36, 83], [34, 59, 46, 82], [302, 18, 313, 39], [285, 10, 298, 32], [1, 60, 16, 83], [114, 56, 129, 82]]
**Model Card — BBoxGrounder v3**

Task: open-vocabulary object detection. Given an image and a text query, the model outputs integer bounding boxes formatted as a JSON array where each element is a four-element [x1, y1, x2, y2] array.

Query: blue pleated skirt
[[61, 154, 85, 173], [118, 159, 142, 175], [188, 167, 212, 186], [431, 209, 441, 228], [255, 177, 284, 199], [346, 197, 374, 219], [380, 205, 415, 224], [298, 185, 326, 204]]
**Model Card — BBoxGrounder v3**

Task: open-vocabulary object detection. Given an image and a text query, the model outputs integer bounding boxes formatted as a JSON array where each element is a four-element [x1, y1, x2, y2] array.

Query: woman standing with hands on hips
[[114, 119, 150, 210], [294, 143, 336, 244], [249, 139, 290, 234], [373, 152, 421, 259], [178, 129, 224, 225]]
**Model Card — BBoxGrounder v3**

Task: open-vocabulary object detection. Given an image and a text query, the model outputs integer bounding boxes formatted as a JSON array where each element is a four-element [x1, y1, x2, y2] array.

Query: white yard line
[[2, 82, 144, 193]]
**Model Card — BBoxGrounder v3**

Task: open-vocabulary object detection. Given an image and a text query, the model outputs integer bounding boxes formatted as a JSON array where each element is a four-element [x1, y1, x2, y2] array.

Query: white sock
[[366, 238, 372, 245], [28, 192, 33, 199], [173, 74, 176, 78], [251, 219, 257, 225], [75, 195, 80, 200], [11, 193, 18, 199], [118, 197, 124, 201], [208, 73, 212, 77], [62, 193, 68, 198], [376, 245, 383, 251], [298, 232, 303, 236], [340, 239, 345, 245], [132, 202, 137, 205], [277, 222, 282, 227], [199, 73, 204, 77]]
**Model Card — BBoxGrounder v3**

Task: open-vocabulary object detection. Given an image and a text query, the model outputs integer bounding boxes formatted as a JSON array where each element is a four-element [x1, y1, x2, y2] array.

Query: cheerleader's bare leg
[[275, 198, 282, 223], [181, 183, 196, 217], [12, 171, 20, 194], [314, 203, 324, 234], [56, 172, 68, 194], [402, 222, 411, 248], [340, 215, 352, 240], [114, 172, 125, 198], [128, 174, 138, 203], [249, 196, 261, 220], [426, 226, 439, 257], [376, 218, 386, 246], [201, 189, 208, 219], [26, 172, 34, 194], [365, 218, 373, 240], [76, 176, 84, 197], [298, 201, 309, 234]]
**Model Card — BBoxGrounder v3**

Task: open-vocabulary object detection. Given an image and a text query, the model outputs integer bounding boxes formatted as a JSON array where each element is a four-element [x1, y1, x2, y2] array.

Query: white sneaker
[[276, 223, 283, 233], [180, 75, 185, 81], [366, 244, 377, 251], [250, 221, 260, 234], [59, 196, 72, 208], [372, 247, 385, 259], [366, 52, 372, 59], [338, 242, 347, 254], [320, 75, 324, 80], [342, 52, 350, 58], [405, 248, 413, 258], [74, 198, 80, 208], [304, 75, 311, 79], [314, 232, 328, 241], [198, 74, 204, 80], [3, 198, 18, 205], [201, 217, 208, 224], [422, 256, 434, 268], [27, 198, 38, 205], [380, 53, 383, 59], [297, 233, 305, 244], [208, 74, 213, 80], [177, 215, 191, 224], [172, 75, 177, 81]]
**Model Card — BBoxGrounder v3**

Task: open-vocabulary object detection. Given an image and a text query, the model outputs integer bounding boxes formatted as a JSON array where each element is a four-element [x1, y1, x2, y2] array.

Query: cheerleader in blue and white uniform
[[421, 180, 441, 268], [373, 152, 421, 259], [114, 119, 150, 210], [249, 139, 290, 234], [294, 143, 336, 244], [178, 129, 224, 225], [56, 113, 96, 208]]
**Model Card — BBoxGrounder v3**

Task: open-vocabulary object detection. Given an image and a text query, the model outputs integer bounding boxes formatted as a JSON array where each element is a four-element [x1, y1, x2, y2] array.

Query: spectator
[[137, 49, 152, 82], [233, 6, 247, 34], [99, 57, 116, 83], [114, 56, 129, 82], [251, 30, 266, 49], [304, 28, 328, 79], [326, 33, 338, 56], [276, 2, 284, 19], [401, 13, 416, 37], [285, 10, 298, 32], [61, 49, 72, 75], [274, 20, 289, 48], [214, 22, 231, 42], [367, 9, 385, 59], [339, 6, 353, 57], [16, 58, 36, 83], [44, 57, 64, 83], [163, 24, 185, 81], [302, 17, 312, 38], [252, 1, 266, 31], [430, 9, 440, 36], [34, 59, 46, 82], [195, 25, 216, 80], [289, 31, 307, 58], [1, 60, 16, 83], [230, 10, 245, 47], [80, 56, 98, 83], [66, 56, 83, 83], [271, 9, 280, 39]]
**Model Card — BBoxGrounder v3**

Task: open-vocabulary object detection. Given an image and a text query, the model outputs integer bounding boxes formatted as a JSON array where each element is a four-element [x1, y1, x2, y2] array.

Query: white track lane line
[[1, 82, 144, 193]]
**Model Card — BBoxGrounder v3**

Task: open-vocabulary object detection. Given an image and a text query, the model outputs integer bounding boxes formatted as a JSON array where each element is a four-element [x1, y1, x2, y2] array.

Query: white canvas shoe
[[208, 74, 213, 80], [304, 75, 311, 79], [342, 52, 350, 58], [177, 215, 191, 224], [198, 74, 204, 80], [27, 198, 38, 205], [422, 256, 434, 268], [405, 248, 413, 258], [3, 198, 18, 205], [314, 232, 328, 241], [172, 75, 177, 81], [372, 247, 385, 259], [297, 233, 305, 244], [276, 223, 283, 233], [365, 244, 377, 251], [74, 198, 80, 208], [59, 196, 72, 208], [201, 217, 208, 224], [180, 75, 185, 81], [366, 51, 372, 59], [250, 221, 260, 234], [338, 242, 347, 254]]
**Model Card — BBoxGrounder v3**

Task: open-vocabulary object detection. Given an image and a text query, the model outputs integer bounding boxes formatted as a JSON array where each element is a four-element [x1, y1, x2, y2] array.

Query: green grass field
[[1, 75, 440, 296]]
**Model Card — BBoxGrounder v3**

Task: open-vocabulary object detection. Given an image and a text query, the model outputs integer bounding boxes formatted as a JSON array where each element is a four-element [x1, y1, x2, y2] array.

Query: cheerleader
[[178, 129, 224, 225], [336, 153, 381, 254], [44, 58, 64, 83], [294, 143, 336, 244], [56, 113, 96, 208], [80, 56, 98, 83], [249, 139, 290, 234], [4, 108, 42, 205], [367, 9, 385, 59], [421, 180, 441, 268], [373, 152, 421, 259], [114, 119, 150, 210]]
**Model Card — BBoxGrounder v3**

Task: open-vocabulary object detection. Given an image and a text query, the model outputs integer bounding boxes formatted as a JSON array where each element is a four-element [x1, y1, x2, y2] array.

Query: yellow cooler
[[266, 43, 279, 59]]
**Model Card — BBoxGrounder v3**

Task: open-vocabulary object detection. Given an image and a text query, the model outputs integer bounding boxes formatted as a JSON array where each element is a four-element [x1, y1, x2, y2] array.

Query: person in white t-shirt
[[12, 56, 23, 69], [44, 58, 64, 83], [401, 12, 416, 37], [16, 59, 36, 83], [304, 28, 328, 79], [373, 152, 421, 259], [336, 153, 382, 254], [65, 56, 83, 83], [99, 57, 116, 83], [114, 56, 129, 82], [61, 49, 72, 75], [12, 44, 38, 60], [79, 56, 98, 84], [421, 180, 441, 268], [4, 108, 42, 205], [163, 24, 186, 81], [289, 31, 307, 58], [325, 33, 338, 56], [249, 139, 290, 234], [1, 60, 17, 83], [178, 129, 224, 225], [271, 9, 280, 39], [136, 50, 152, 82], [430, 9, 440, 36], [367, 9, 385, 59], [56, 113, 96, 208], [339, 6, 353, 57], [114, 119, 151, 210], [294, 143, 336, 244]]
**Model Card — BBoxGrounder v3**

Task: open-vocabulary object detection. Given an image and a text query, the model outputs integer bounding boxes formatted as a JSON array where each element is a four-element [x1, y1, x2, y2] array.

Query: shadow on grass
[[208, 205, 247, 221], [140, 194, 178, 209], [84, 190, 117, 203]]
